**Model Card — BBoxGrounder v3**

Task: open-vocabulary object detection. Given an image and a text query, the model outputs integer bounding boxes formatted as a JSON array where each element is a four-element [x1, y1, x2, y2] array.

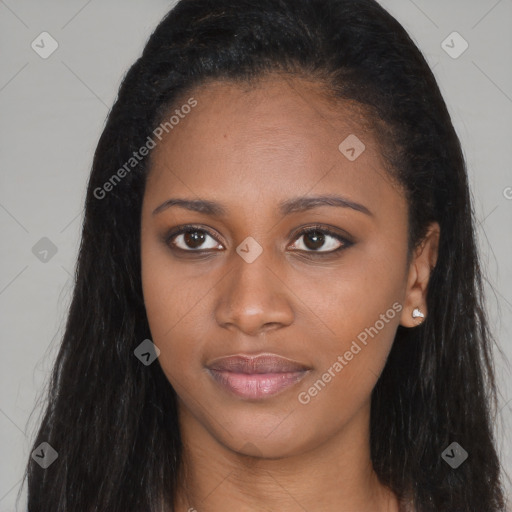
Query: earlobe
[[400, 304, 427, 328], [399, 222, 440, 328]]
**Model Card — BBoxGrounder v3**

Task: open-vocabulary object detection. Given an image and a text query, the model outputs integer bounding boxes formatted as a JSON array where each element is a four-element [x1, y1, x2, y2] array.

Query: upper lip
[[206, 353, 311, 374]]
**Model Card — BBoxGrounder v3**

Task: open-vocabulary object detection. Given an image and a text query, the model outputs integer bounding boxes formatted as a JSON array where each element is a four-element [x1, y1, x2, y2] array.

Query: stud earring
[[412, 307, 425, 319]]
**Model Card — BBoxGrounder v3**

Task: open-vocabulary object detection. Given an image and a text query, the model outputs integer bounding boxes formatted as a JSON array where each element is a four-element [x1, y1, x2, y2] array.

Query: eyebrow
[[152, 194, 373, 217]]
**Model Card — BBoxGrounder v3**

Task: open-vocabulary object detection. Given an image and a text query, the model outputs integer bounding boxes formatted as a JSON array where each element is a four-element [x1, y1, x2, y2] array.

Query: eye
[[289, 225, 352, 254], [164, 224, 353, 256], [165, 225, 223, 252]]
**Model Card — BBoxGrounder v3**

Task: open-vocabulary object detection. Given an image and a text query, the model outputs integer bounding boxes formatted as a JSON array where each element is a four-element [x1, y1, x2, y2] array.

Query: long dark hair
[[21, 0, 506, 510]]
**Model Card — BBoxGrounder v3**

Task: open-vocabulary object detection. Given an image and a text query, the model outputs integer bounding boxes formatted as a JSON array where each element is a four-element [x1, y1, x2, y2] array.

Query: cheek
[[291, 241, 406, 396], [140, 235, 206, 387], [290, 238, 406, 344], [141, 226, 208, 339]]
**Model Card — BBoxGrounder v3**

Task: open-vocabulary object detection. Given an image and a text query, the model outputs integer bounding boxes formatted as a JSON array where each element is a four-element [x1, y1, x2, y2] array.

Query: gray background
[[1, 0, 511, 510]]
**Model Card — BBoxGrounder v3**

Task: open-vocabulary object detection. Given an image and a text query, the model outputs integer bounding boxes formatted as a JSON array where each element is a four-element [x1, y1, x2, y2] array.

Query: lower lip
[[207, 369, 309, 400]]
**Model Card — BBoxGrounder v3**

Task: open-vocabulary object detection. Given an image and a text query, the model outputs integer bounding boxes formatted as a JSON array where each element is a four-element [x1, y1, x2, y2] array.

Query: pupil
[[304, 230, 324, 250], [184, 230, 205, 248]]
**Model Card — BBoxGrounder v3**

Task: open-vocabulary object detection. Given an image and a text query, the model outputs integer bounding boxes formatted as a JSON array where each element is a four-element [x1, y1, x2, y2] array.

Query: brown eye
[[289, 226, 352, 254], [166, 227, 223, 251], [183, 229, 206, 249], [302, 230, 326, 250]]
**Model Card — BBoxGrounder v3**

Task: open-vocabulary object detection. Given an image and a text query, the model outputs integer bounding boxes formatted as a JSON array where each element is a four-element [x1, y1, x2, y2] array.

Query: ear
[[399, 222, 440, 328]]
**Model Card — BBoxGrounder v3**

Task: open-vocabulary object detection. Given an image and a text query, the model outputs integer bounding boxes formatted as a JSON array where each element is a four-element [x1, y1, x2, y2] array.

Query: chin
[[208, 408, 317, 459]]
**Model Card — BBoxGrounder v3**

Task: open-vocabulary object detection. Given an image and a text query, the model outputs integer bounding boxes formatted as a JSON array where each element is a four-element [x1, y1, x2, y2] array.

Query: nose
[[214, 248, 294, 336]]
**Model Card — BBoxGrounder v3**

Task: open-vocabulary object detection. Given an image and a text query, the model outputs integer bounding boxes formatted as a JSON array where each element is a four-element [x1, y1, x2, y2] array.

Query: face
[[140, 75, 424, 458]]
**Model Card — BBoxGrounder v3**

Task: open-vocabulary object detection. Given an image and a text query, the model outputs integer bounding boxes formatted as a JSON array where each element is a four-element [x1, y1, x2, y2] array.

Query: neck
[[172, 400, 399, 512]]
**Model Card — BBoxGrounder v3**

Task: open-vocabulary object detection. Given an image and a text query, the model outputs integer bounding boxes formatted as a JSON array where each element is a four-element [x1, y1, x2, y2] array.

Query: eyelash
[[163, 224, 354, 257]]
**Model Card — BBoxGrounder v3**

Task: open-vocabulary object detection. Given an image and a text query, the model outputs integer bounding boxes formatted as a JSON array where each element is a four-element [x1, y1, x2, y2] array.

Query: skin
[[140, 74, 439, 512]]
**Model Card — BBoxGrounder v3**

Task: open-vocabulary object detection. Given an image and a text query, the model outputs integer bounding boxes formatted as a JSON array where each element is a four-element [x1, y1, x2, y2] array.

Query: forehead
[[155, 75, 378, 158], [146, 75, 403, 216]]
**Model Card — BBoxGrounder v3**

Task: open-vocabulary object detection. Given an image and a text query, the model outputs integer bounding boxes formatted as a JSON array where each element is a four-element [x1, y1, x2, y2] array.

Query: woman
[[21, 0, 507, 510]]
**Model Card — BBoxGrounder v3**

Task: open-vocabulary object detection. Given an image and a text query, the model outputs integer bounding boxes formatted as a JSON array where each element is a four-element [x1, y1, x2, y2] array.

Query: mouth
[[206, 353, 312, 400]]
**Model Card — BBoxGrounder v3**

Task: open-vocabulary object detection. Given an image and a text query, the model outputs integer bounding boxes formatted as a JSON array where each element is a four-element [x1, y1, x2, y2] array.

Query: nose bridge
[[215, 241, 294, 334]]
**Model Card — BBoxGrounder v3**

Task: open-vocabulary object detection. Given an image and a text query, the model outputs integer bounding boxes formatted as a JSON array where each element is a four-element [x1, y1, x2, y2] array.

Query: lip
[[206, 353, 311, 400], [207, 353, 311, 373]]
